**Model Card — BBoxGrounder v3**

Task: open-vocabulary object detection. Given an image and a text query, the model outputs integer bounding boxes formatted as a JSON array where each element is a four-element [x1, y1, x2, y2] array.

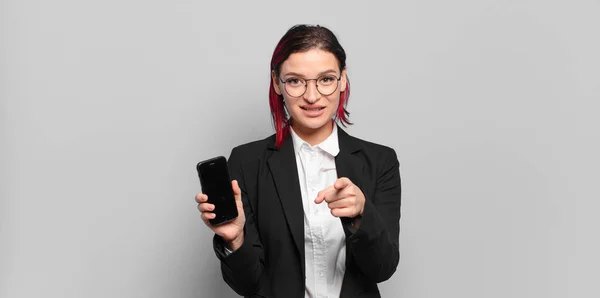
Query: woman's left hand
[[314, 177, 365, 218]]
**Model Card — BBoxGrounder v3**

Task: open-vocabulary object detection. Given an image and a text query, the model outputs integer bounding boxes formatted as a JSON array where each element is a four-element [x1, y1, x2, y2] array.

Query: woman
[[196, 24, 401, 298]]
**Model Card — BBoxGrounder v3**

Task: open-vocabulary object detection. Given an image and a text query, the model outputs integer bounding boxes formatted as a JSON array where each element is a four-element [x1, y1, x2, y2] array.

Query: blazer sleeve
[[212, 147, 267, 296], [344, 147, 402, 283]]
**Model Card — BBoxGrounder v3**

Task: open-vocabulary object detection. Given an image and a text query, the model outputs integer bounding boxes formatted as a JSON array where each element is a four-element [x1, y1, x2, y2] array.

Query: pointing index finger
[[314, 186, 335, 204], [334, 177, 351, 190]]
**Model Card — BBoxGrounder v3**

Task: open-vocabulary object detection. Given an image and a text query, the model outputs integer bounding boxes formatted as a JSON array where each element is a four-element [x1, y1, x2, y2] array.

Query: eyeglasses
[[279, 74, 342, 97]]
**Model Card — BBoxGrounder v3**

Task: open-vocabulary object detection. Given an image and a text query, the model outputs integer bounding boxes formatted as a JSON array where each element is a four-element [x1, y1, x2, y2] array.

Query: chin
[[300, 119, 330, 130]]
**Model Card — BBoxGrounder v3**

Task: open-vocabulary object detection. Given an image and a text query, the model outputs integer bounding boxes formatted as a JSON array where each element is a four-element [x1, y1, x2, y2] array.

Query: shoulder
[[357, 136, 396, 156], [342, 130, 398, 162], [228, 134, 275, 168]]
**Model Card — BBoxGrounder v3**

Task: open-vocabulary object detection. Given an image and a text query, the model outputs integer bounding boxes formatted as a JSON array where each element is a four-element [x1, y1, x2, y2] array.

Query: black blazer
[[213, 128, 402, 298]]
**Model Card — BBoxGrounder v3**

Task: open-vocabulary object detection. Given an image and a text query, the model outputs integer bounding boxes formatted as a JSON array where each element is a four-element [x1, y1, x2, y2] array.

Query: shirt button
[[319, 272, 324, 277]]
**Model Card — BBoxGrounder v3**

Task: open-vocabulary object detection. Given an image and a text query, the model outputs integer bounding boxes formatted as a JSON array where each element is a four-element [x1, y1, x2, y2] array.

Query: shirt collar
[[290, 122, 340, 157]]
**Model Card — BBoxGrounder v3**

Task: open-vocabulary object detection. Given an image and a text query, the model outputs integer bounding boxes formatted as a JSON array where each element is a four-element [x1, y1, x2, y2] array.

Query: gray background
[[1, 0, 599, 297]]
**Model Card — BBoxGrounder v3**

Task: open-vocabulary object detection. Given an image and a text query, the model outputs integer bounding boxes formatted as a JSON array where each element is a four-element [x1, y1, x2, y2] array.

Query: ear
[[272, 70, 282, 95], [340, 68, 348, 92]]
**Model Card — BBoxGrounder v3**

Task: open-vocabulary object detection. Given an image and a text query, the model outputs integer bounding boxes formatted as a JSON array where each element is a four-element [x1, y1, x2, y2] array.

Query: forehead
[[280, 49, 339, 76]]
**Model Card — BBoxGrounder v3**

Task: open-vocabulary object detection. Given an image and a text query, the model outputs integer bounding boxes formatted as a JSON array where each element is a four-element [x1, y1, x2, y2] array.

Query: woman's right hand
[[196, 180, 246, 251]]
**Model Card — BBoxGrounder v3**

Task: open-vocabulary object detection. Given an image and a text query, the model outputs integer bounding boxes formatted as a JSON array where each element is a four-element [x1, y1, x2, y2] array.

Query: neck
[[290, 120, 334, 146]]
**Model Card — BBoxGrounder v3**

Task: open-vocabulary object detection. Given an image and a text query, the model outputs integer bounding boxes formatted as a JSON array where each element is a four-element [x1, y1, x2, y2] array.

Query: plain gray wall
[[1, 0, 599, 297]]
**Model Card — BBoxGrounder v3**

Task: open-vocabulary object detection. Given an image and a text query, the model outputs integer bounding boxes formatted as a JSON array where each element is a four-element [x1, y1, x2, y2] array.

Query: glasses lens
[[317, 75, 339, 96], [284, 78, 306, 97]]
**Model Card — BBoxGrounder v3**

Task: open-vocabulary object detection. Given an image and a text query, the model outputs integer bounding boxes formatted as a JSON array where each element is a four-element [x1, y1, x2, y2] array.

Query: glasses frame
[[278, 74, 342, 97]]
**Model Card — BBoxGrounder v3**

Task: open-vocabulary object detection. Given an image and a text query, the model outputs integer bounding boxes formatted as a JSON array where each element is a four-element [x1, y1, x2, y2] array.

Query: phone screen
[[197, 156, 238, 225]]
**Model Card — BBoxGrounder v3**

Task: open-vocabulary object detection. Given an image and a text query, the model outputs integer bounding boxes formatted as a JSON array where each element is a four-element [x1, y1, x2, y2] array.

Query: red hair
[[269, 25, 352, 148]]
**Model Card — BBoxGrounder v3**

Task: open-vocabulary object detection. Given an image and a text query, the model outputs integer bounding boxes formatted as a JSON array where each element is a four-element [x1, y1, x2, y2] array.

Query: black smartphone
[[196, 156, 238, 226]]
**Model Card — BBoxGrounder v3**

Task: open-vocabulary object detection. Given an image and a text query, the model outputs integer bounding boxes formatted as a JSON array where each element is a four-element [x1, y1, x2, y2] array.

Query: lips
[[301, 106, 325, 111], [300, 105, 326, 118]]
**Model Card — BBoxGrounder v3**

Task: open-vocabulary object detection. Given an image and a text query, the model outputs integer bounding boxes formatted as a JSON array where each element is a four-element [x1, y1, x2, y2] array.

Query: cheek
[[326, 95, 341, 109], [282, 97, 295, 109], [283, 98, 300, 116]]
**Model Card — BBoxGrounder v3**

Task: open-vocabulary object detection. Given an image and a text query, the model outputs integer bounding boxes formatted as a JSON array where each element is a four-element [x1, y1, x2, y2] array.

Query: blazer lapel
[[335, 128, 365, 191], [335, 128, 368, 238], [266, 134, 305, 275]]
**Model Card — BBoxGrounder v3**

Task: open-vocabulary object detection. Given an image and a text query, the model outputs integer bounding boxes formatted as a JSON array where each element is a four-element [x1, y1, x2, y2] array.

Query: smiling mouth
[[301, 107, 325, 111]]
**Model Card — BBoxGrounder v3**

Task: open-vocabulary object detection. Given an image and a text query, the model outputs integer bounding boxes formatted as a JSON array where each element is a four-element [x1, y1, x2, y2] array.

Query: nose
[[303, 80, 321, 103]]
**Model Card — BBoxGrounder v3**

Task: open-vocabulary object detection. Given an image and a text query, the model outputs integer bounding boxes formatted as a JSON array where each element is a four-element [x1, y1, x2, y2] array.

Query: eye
[[318, 75, 337, 85], [285, 78, 303, 87]]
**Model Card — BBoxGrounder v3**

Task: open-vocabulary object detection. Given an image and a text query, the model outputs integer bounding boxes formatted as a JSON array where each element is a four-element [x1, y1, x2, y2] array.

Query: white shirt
[[290, 124, 346, 298]]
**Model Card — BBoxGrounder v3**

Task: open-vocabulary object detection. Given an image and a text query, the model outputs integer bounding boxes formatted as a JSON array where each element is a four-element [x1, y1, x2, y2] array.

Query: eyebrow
[[281, 69, 339, 78]]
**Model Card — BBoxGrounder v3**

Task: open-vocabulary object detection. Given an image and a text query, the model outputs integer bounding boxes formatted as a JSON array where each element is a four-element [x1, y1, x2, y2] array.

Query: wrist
[[354, 198, 365, 228], [352, 214, 362, 229], [226, 233, 244, 251]]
